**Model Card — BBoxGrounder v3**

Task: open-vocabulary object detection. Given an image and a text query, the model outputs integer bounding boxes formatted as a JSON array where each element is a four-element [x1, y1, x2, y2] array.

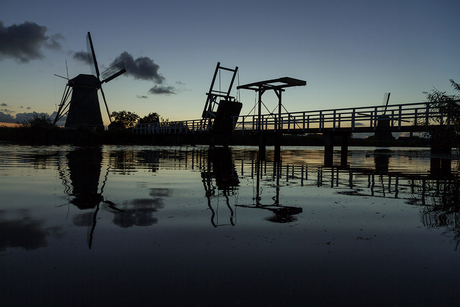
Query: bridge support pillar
[[430, 130, 452, 177], [258, 133, 266, 161], [274, 133, 282, 162], [324, 132, 334, 167], [340, 133, 351, 167]]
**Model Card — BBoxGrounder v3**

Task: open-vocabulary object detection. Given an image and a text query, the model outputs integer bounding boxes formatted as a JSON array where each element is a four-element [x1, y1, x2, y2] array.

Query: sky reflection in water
[[0, 145, 459, 306]]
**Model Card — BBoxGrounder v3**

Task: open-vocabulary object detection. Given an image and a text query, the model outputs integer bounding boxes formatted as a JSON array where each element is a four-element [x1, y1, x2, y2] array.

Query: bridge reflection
[[53, 146, 459, 248]]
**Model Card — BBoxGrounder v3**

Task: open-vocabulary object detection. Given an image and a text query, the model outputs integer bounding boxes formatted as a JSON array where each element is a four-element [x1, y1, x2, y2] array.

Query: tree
[[422, 79, 460, 151], [110, 111, 140, 129], [423, 79, 460, 126], [139, 112, 160, 124]]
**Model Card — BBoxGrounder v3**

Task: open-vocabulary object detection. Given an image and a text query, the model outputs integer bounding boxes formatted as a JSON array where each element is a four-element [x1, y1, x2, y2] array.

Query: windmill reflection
[[202, 147, 239, 227], [237, 160, 303, 223], [64, 146, 124, 248], [62, 146, 164, 249]]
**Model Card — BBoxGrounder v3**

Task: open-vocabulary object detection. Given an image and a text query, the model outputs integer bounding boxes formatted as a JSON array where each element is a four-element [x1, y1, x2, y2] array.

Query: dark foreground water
[[0, 145, 459, 307]]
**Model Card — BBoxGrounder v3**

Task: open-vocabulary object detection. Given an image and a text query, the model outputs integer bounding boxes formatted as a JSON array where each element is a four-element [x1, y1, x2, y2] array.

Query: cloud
[[0, 109, 14, 114], [74, 49, 178, 95], [110, 52, 165, 83], [149, 85, 176, 95], [0, 111, 55, 124], [1, 103, 8, 107], [0, 112, 15, 123], [73, 51, 91, 65], [45, 33, 64, 50], [0, 21, 63, 63]]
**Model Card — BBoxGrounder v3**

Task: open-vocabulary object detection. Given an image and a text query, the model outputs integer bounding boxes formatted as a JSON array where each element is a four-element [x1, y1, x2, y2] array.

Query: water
[[0, 145, 459, 306]]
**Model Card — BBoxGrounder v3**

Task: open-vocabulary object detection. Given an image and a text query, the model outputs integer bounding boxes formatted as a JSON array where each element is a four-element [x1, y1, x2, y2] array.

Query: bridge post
[[430, 129, 452, 177], [258, 133, 266, 161], [324, 132, 334, 167], [340, 132, 350, 167], [274, 132, 282, 162]]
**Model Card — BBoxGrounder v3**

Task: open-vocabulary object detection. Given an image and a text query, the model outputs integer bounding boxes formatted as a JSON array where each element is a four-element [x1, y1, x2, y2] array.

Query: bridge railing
[[133, 119, 208, 135], [133, 101, 458, 135], [232, 101, 458, 133]]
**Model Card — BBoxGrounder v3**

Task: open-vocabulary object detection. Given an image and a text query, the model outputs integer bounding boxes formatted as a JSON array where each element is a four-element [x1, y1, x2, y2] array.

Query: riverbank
[[0, 125, 431, 147]]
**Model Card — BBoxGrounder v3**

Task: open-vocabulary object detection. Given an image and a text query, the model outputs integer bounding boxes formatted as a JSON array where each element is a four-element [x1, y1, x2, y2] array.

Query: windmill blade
[[66, 60, 69, 79], [54, 85, 72, 124], [54, 74, 69, 80], [383, 92, 391, 115], [87, 203, 100, 249], [101, 61, 126, 83], [86, 32, 100, 79], [100, 86, 112, 123]]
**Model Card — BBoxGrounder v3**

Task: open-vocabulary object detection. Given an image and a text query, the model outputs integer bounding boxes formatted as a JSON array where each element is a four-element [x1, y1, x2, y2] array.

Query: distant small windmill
[[53, 32, 126, 129]]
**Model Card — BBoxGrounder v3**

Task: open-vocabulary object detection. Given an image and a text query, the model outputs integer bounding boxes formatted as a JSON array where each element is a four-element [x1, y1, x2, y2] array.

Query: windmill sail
[[86, 32, 100, 78], [101, 61, 126, 83]]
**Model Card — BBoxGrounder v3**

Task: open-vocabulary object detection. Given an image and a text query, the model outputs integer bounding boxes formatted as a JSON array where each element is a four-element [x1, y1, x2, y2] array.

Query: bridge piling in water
[[324, 132, 351, 167], [430, 129, 453, 177]]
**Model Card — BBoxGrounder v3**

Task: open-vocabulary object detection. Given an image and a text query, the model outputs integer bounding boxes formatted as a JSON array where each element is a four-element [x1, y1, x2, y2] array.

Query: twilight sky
[[1, 0, 459, 124]]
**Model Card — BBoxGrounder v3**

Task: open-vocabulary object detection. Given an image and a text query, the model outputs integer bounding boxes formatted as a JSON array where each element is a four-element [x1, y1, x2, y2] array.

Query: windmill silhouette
[[53, 32, 126, 129]]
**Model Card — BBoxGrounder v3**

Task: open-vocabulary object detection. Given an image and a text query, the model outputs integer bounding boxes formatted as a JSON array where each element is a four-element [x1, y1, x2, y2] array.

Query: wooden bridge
[[133, 100, 457, 172], [132, 63, 457, 169]]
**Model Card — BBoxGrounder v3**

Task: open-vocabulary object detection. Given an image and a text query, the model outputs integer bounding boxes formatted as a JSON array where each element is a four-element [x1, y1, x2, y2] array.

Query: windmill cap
[[69, 74, 101, 88]]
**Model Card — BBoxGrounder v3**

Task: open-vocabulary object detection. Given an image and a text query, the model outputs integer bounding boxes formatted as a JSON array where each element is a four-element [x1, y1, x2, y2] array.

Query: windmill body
[[65, 74, 104, 128], [54, 32, 126, 129]]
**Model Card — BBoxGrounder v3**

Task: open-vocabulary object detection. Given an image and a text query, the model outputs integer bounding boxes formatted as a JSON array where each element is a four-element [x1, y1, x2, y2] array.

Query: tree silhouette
[[110, 110, 140, 128], [139, 112, 160, 124], [422, 79, 460, 148]]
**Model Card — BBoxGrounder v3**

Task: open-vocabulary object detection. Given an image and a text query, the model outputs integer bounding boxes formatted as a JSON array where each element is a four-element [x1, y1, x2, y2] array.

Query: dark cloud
[[0, 112, 15, 122], [111, 51, 165, 83], [0, 109, 14, 114], [26, 107, 31, 110], [45, 33, 64, 50], [149, 85, 176, 95], [0, 21, 63, 63], [1, 103, 8, 107], [15, 112, 42, 123], [74, 49, 178, 95], [73, 51, 91, 65]]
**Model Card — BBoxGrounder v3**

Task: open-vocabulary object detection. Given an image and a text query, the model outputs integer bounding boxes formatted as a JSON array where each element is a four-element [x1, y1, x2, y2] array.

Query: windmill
[[53, 32, 126, 129]]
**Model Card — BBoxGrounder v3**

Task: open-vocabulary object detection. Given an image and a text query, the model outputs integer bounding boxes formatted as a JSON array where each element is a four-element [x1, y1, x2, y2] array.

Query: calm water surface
[[0, 145, 459, 306]]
